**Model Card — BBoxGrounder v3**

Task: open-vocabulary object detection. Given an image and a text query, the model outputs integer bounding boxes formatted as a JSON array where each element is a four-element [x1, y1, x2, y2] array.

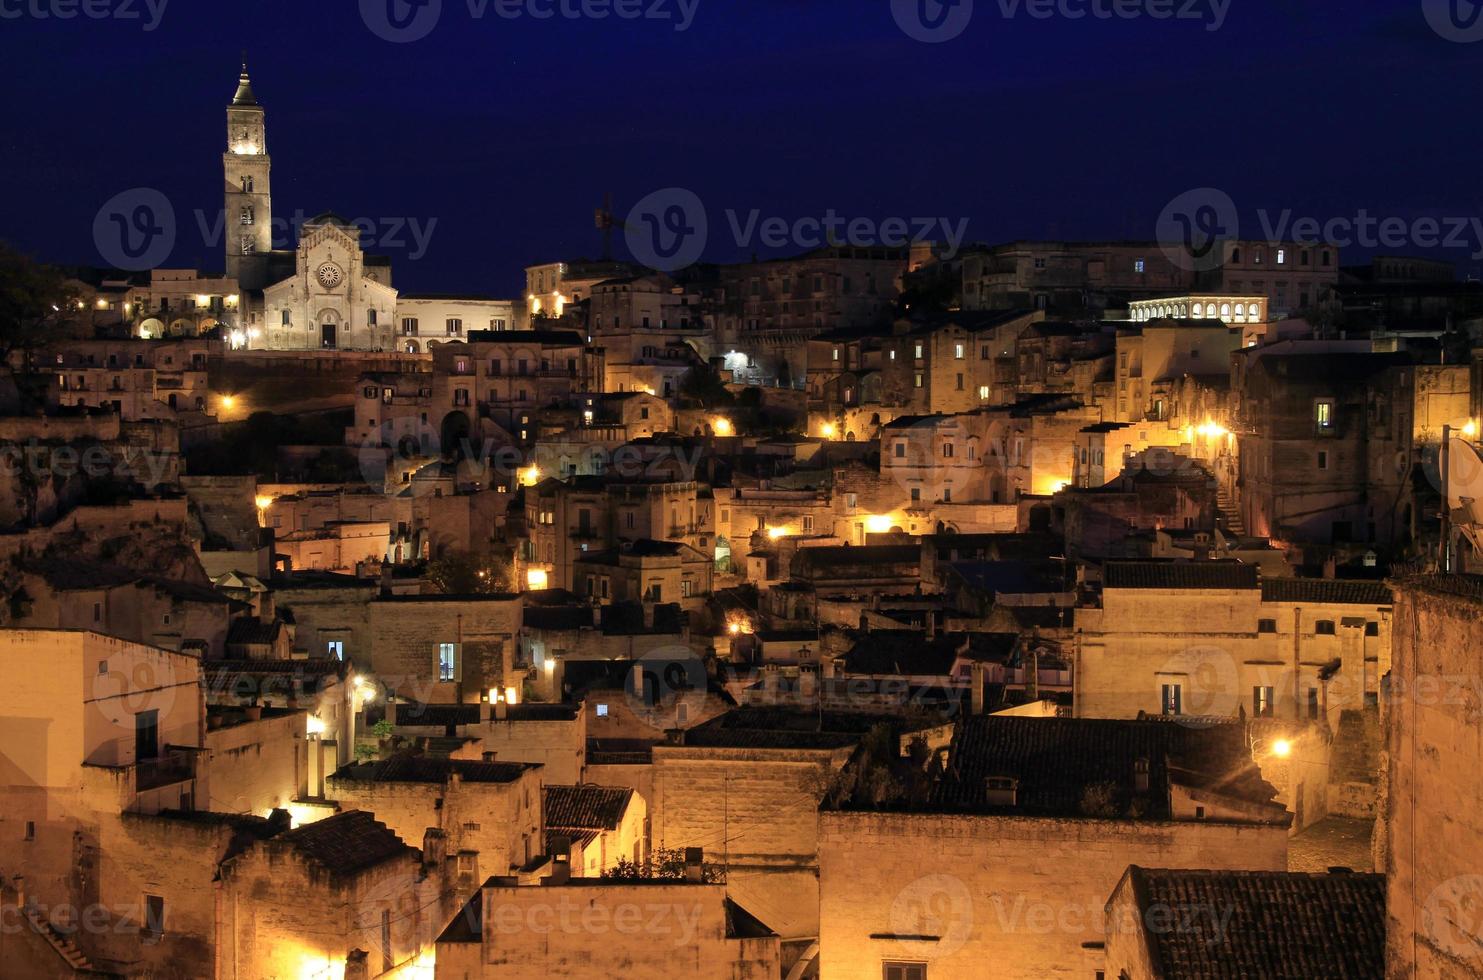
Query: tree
[[0, 241, 86, 360], [601, 846, 725, 883], [425, 548, 514, 594], [679, 363, 734, 409]]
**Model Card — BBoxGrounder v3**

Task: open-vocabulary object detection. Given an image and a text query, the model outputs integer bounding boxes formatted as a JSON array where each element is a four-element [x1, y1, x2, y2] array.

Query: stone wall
[[818, 810, 1288, 980], [204, 710, 302, 814], [1384, 579, 1483, 978]]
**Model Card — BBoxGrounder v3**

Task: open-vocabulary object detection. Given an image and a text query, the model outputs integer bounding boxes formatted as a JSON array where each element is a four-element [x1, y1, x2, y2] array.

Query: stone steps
[[24, 906, 98, 973]]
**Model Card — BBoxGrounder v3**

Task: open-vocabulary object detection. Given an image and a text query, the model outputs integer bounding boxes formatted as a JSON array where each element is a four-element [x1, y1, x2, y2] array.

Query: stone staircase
[[23, 905, 100, 974], [1217, 487, 1246, 536], [1329, 707, 1382, 818]]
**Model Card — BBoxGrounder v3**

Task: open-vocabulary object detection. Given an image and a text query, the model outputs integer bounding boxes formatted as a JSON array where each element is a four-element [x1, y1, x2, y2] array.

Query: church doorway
[[321, 323, 337, 349]]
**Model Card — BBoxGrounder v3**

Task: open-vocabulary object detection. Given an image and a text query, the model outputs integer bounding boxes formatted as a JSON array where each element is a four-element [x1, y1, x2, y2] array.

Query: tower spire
[[231, 54, 257, 107]]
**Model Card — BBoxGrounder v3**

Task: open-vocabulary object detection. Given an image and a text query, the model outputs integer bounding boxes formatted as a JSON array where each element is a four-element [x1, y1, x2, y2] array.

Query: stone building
[[817, 715, 1289, 980], [44, 338, 215, 420], [542, 783, 647, 875], [394, 294, 527, 353], [217, 809, 452, 979], [1075, 562, 1391, 727], [328, 755, 545, 892], [1102, 867, 1385, 979], [388, 700, 587, 786], [366, 592, 523, 706], [1383, 575, 1483, 977], [1233, 345, 1417, 552], [434, 868, 779, 978]]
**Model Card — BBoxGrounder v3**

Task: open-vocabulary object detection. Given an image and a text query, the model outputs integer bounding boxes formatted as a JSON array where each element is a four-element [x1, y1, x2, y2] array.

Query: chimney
[[763, 663, 781, 695], [1134, 757, 1150, 793], [1322, 556, 1337, 580], [244, 703, 262, 722], [480, 697, 491, 723], [970, 662, 987, 716], [494, 698, 508, 721], [799, 664, 818, 700], [1025, 646, 1040, 701], [642, 602, 655, 630], [385, 699, 398, 726], [344, 950, 370, 980], [422, 828, 447, 870], [684, 847, 704, 883], [549, 835, 572, 885], [630, 663, 650, 706], [265, 808, 292, 836], [925, 610, 937, 642]]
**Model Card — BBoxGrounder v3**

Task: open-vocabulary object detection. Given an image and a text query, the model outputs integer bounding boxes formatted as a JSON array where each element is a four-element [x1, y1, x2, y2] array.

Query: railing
[[135, 749, 196, 791]]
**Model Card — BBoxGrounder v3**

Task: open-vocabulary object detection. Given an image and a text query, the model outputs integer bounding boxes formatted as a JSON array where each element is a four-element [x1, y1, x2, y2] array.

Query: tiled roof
[[586, 737, 655, 765], [544, 827, 601, 853], [674, 707, 878, 751], [1261, 579, 1392, 606], [544, 785, 633, 831], [1126, 867, 1385, 979], [277, 810, 413, 876], [226, 617, 282, 646], [843, 632, 965, 677], [930, 716, 1279, 819], [1104, 561, 1259, 591], [330, 755, 535, 785]]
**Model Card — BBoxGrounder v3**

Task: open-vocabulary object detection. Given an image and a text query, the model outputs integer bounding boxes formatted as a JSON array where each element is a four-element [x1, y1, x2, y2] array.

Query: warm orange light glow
[[519, 465, 540, 487], [220, 395, 237, 410], [526, 568, 549, 590], [1271, 738, 1292, 758], [766, 526, 788, 541], [712, 417, 734, 436], [306, 715, 326, 737], [820, 423, 837, 439], [1197, 421, 1229, 439], [864, 514, 893, 533], [1464, 420, 1479, 439], [505, 686, 519, 706], [254, 495, 274, 511]]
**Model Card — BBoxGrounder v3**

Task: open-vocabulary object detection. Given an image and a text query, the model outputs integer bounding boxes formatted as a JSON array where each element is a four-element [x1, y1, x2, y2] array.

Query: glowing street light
[[1270, 738, 1292, 759], [820, 423, 837, 439], [712, 417, 734, 436]]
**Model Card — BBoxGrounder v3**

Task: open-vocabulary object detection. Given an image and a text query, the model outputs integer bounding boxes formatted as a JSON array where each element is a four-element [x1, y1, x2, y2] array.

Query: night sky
[[3, 0, 1481, 293]]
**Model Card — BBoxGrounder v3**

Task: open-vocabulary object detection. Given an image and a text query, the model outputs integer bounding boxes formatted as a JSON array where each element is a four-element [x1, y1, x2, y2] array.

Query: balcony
[[135, 748, 197, 791]]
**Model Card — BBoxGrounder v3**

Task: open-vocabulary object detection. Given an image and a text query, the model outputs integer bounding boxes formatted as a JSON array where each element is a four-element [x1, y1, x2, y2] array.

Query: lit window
[[327, 640, 344, 660], [1315, 401, 1334, 428], [438, 643, 458, 681], [1134, 259, 1145, 273], [954, 343, 964, 359], [596, 703, 609, 717]]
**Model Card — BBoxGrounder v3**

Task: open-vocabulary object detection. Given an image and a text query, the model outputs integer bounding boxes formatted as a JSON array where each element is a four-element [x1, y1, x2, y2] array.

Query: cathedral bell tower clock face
[[316, 263, 344, 289]]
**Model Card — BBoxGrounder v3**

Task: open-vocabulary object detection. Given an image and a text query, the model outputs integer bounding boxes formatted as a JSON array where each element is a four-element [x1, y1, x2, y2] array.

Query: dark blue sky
[[3, 0, 1482, 293]]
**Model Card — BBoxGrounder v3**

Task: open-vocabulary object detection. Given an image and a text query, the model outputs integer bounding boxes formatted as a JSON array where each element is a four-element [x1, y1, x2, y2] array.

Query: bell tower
[[224, 58, 272, 289]]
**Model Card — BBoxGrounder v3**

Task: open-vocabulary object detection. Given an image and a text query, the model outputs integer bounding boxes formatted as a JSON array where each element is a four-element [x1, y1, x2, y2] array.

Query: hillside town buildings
[[2, 58, 1483, 980]]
